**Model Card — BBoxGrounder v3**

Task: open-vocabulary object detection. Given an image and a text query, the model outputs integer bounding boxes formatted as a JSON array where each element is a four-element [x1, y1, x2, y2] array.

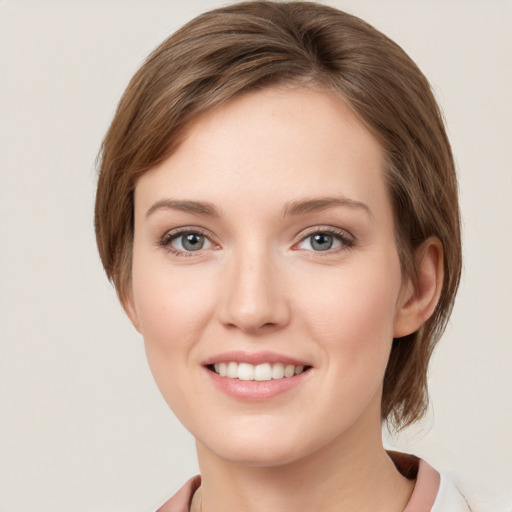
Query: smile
[[211, 362, 308, 381], [203, 353, 313, 400]]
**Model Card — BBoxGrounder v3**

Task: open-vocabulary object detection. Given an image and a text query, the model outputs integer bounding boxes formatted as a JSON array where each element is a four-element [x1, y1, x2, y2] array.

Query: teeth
[[284, 364, 295, 378], [254, 363, 272, 381], [271, 362, 284, 379], [238, 363, 254, 381], [212, 362, 307, 381], [227, 361, 238, 378]]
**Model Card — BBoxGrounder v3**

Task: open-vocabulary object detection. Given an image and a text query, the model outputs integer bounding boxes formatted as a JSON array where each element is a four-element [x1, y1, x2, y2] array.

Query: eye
[[296, 229, 354, 252], [159, 229, 215, 255], [172, 232, 212, 252]]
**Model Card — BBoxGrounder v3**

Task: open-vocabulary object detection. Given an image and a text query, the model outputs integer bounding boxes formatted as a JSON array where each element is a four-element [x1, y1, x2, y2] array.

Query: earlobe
[[393, 238, 444, 338]]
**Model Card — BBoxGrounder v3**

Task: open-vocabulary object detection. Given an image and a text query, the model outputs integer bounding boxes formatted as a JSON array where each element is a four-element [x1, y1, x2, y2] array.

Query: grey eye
[[296, 231, 346, 252], [309, 233, 334, 251], [172, 233, 211, 251]]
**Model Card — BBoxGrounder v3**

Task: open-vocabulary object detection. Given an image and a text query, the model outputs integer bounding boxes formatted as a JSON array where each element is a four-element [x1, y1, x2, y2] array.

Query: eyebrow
[[145, 196, 372, 219], [282, 196, 373, 218], [145, 199, 220, 218]]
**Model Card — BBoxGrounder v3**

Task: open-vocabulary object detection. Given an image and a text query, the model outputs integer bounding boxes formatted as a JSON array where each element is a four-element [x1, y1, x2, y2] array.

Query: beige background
[[1, 1, 511, 510]]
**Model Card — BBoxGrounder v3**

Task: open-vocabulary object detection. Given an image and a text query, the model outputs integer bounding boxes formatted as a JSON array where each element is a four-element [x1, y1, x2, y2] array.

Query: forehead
[[135, 86, 387, 218]]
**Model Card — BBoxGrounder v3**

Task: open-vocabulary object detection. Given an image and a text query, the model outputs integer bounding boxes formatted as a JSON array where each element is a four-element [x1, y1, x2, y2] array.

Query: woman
[[95, 2, 467, 510]]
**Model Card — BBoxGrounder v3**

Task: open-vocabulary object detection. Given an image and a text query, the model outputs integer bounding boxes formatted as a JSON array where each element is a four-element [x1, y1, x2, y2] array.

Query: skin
[[125, 86, 442, 512]]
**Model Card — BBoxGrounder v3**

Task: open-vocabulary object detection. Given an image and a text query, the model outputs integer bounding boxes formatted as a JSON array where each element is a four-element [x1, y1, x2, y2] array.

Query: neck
[[192, 412, 414, 512]]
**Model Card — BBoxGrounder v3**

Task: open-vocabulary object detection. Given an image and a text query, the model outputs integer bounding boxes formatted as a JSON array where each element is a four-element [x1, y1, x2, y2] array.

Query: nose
[[217, 247, 290, 335]]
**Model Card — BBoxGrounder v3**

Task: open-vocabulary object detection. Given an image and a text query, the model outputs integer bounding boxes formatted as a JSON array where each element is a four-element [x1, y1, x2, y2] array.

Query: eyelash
[[157, 226, 356, 257], [158, 227, 216, 257], [294, 227, 356, 254]]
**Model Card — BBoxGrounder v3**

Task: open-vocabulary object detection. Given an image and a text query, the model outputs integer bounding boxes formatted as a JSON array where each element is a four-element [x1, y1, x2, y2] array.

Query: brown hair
[[95, 1, 461, 429]]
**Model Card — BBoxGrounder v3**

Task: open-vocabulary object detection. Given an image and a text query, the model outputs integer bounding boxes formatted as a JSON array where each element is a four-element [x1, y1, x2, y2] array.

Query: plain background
[[1, 1, 511, 511]]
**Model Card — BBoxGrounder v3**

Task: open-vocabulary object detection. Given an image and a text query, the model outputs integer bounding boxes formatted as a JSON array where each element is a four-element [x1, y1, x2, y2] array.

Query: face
[[127, 86, 411, 467]]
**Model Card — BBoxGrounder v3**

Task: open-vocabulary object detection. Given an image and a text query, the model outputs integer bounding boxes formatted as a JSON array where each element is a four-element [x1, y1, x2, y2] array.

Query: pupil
[[312, 234, 333, 251], [183, 234, 204, 251]]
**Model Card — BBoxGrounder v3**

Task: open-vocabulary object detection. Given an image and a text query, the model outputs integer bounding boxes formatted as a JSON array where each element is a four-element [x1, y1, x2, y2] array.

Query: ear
[[121, 286, 142, 334], [394, 238, 444, 338]]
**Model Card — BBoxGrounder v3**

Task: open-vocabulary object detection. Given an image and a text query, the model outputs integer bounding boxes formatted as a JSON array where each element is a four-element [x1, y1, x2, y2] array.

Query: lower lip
[[204, 367, 310, 400]]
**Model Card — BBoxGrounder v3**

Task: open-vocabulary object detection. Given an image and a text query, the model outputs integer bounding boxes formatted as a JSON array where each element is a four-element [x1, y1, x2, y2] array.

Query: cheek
[[293, 258, 402, 428], [296, 254, 402, 367], [130, 252, 217, 398], [132, 248, 216, 339]]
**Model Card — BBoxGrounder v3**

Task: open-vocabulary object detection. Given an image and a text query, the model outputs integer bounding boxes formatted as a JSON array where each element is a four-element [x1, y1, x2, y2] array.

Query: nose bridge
[[219, 241, 289, 333]]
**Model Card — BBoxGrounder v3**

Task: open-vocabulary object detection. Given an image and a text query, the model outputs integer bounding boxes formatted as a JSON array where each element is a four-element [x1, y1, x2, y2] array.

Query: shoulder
[[391, 451, 509, 512], [155, 476, 201, 512], [435, 472, 512, 512], [153, 467, 510, 512], [432, 474, 472, 512]]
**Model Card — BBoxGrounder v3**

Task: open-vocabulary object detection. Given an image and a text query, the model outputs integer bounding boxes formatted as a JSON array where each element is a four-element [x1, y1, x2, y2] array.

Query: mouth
[[206, 362, 312, 381], [202, 353, 313, 400]]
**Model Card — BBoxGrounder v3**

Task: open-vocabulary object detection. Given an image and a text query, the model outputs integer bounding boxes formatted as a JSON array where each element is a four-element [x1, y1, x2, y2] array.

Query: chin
[[194, 416, 343, 469], [209, 438, 307, 468]]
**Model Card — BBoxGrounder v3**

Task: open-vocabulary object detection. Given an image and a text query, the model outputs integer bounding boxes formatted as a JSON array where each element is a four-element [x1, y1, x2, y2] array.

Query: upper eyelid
[[161, 226, 214, 240], [296, 225, 355, 240], [300, 226, 348, 234]]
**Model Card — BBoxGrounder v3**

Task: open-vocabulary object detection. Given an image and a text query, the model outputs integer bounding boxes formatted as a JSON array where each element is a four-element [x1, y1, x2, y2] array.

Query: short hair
[[95, 1, 461, 429]]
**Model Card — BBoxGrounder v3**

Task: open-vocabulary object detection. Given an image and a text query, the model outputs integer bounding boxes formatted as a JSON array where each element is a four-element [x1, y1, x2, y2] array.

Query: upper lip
[[202, 351, 311, 367]]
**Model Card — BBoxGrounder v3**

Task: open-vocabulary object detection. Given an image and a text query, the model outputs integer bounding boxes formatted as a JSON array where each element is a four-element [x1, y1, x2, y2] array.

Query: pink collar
[[157, 453, 440, 512], [389, 451, 441, 511]]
